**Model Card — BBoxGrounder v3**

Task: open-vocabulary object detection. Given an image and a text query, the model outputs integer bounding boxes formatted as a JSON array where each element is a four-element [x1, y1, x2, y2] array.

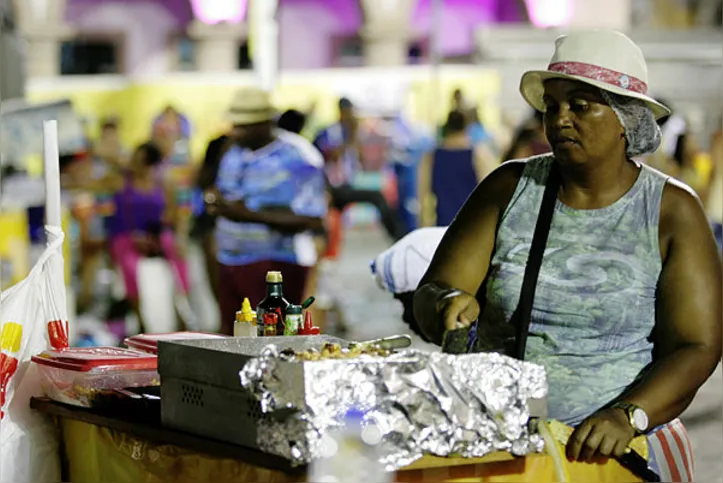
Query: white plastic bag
[[371, 227, 447, 294], [0, 226, 68, 482]]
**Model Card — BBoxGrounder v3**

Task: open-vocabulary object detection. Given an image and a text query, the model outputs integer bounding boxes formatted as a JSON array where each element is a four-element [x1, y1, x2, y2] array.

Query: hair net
[[600, 90, 662, 158]]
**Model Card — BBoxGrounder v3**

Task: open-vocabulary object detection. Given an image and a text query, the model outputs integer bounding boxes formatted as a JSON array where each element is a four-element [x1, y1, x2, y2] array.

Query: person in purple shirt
[[64, 142, 191, 330]]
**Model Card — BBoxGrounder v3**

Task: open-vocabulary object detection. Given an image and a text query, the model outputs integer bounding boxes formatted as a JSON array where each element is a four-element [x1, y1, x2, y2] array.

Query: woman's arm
[[567, 180, 722, 461], [414, 161, 525, 344], [622, 182, 721, 424]]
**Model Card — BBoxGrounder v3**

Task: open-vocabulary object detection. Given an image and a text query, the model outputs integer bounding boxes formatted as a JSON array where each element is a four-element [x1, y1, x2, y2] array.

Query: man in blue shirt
[[204, 88, 328, 334], [314, 98, 404, 241]]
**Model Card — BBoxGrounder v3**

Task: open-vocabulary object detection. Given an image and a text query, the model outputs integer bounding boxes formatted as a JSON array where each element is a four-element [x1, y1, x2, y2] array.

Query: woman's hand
[[566, 407, 635, 462], [413, 162, 525, 346], [436, 290, 481, 332]]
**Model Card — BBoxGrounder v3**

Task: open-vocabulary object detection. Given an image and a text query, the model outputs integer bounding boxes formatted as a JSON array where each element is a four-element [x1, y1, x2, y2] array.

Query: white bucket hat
[[226, 87, 276, 125], [520, 30, 671, 120]]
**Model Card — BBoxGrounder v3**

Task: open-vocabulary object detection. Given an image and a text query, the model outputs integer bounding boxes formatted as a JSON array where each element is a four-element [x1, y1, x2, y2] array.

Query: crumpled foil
[[239, 346, 547, 470]]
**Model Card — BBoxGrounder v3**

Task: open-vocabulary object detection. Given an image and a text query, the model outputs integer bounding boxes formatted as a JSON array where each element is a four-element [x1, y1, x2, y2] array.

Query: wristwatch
[[611, 402, 649, 434]]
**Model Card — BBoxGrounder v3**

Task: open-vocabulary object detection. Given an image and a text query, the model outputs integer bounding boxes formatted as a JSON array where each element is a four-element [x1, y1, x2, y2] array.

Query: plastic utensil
[[353, 335, 413, 351]]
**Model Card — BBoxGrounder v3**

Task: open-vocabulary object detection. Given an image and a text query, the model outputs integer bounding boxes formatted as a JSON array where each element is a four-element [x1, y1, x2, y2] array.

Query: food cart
[[13, 119, 654, 483], [29, 335, 654, 483]]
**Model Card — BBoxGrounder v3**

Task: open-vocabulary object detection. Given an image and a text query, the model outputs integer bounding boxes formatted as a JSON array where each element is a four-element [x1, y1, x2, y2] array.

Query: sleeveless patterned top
[[473, 154, 668, 425]]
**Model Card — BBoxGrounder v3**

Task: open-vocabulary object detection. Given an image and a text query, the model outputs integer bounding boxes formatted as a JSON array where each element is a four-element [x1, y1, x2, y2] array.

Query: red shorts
[[217, 261, 309, 335]]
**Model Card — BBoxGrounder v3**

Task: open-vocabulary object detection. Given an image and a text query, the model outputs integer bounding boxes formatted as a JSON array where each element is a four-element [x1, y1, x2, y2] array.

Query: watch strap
[[611, 402, 644, 433]]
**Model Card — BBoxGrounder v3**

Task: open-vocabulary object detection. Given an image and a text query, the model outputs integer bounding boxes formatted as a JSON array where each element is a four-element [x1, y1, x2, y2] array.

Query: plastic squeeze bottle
[[234, 298, 257, 337], [298, 311, 321, 336]]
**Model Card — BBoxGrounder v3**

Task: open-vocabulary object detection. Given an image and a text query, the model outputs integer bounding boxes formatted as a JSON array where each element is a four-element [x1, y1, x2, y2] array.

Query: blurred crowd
[[54, 86, 723, 345]]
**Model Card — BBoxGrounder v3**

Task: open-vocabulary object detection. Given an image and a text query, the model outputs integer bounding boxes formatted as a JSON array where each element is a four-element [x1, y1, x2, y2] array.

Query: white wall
[[278, 1, 350, 70], [69, 2, 178, 78]]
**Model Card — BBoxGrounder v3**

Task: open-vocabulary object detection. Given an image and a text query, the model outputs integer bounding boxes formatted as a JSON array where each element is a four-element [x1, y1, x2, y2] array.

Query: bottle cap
[[266, 271, 283, 283], [241, 298, 252, 313], [241, 298, 254, 323], [301, 296, 316, 309], [287, 304, 302, 315], [235, 311, 243, 323]]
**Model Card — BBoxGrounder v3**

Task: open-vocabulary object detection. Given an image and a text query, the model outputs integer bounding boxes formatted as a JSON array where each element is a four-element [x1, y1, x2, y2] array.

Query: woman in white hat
[[414, 30, 720, 481]]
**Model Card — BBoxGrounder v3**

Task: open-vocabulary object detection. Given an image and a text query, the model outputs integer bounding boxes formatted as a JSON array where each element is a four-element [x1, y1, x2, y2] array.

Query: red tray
[[32, 346, 157, 372], [124, 332, 226, 355]]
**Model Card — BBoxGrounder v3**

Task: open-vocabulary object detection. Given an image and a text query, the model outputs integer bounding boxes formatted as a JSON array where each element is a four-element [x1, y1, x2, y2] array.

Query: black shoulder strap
[[512, 163, 560, 361]]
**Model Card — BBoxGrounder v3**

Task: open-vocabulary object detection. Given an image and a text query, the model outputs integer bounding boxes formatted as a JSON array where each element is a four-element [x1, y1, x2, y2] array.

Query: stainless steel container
[[158, 336, 346, 449]]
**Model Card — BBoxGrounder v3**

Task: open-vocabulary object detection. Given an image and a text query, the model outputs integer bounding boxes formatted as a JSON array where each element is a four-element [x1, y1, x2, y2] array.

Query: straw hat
[[520, 30, 670, 120], [226, 87, 276, 125]]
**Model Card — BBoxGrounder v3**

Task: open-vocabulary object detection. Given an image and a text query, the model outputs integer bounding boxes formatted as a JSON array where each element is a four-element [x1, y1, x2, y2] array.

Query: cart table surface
[[30, 397, 642, 483]]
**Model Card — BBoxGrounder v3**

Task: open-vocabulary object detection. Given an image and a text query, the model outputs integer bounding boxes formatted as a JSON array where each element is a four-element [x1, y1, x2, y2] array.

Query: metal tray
[[158, 336, 347, 450]]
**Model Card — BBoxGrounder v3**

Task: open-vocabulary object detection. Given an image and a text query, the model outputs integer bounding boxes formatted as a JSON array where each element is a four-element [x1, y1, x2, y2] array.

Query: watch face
[[632, 408, 649, 432]]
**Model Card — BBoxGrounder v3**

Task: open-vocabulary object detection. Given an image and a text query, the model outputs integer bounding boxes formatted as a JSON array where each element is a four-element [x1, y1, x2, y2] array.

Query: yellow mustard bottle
[[234, 298, 257, 337]]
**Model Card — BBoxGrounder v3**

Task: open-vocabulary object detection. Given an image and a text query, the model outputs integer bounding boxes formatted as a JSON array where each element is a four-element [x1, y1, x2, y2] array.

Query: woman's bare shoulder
[[659, 177, 711, 260], [483, 154, 549, 207], [660, 178, 704, 226], [496, 153, 552, 178], [493, 158, 528, 182]]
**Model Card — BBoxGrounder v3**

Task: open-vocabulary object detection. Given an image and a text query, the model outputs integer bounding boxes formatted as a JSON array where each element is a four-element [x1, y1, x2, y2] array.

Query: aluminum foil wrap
[[239, 346, 547, 470]]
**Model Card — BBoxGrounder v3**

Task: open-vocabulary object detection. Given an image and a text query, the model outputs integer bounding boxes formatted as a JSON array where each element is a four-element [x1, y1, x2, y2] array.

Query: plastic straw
[[43, 120, 69, 344], [43, 120, 62, 228]]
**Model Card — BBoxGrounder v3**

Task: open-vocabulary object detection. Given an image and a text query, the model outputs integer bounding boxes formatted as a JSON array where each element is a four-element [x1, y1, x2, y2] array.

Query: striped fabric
[[647, 419, 695, 482], [215, 130, 327, 267]]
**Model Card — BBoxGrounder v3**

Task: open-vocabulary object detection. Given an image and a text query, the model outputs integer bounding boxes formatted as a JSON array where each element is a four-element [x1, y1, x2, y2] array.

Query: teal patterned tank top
[[473, 154, 667, 425]]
